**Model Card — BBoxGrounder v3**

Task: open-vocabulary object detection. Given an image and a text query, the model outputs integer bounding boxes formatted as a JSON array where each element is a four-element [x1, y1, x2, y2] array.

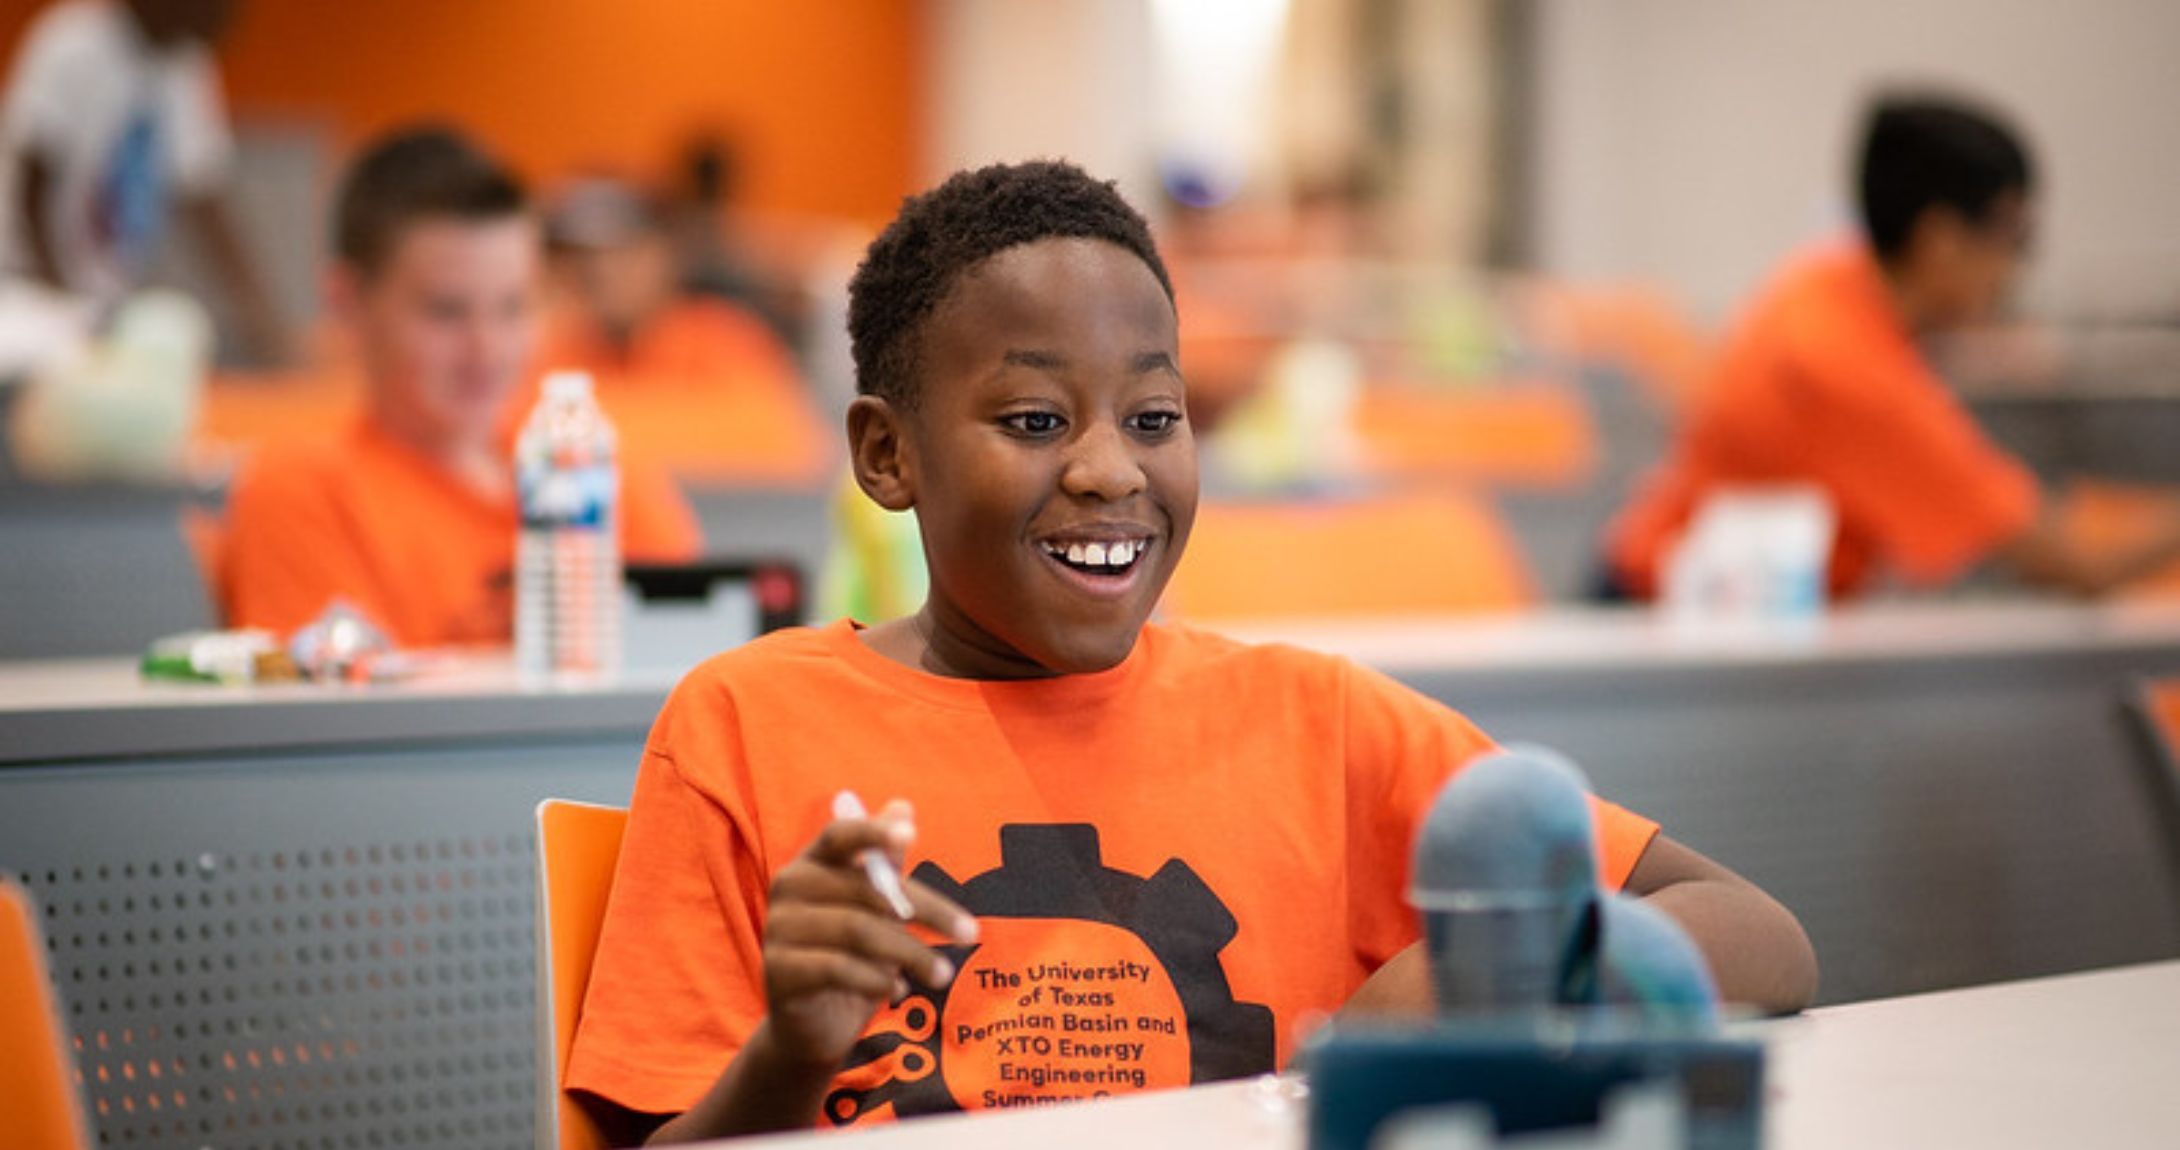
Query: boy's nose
[[1060, 423, 1147, 502]]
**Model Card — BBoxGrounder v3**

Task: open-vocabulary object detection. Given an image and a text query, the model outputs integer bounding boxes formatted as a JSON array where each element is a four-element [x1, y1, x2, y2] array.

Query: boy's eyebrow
[[1131, 350, 1178, 375], [996, 349, 1179, 374], [1001, 349, 1067, 370]]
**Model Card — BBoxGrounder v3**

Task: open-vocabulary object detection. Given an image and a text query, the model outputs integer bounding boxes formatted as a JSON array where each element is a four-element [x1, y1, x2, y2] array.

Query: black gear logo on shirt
[[823, 824, 1275, 1125]]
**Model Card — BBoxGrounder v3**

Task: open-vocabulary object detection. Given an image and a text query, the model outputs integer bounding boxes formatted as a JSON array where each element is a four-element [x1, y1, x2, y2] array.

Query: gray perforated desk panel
[[0, 663, 670, 1150]]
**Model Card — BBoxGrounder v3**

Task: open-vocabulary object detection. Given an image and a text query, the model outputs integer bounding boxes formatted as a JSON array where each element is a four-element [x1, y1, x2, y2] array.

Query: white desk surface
[[1762, 959, 2180, 1149], [704, 960, 2180, 1150]]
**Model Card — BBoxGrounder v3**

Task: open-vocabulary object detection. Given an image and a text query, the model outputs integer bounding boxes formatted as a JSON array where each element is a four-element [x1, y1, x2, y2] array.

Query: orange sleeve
[[1796, 326, 2040, 584], [565, 679, 771, 1116], [1338, 660, 1661, 971], [621, 461, 704, 563], [1587, 794, 1659, 891], [222, 451, 388, 639]]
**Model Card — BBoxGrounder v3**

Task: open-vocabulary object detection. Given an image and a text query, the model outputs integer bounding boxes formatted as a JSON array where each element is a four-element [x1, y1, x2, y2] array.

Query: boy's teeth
[[1048, 538, 1149, 571]]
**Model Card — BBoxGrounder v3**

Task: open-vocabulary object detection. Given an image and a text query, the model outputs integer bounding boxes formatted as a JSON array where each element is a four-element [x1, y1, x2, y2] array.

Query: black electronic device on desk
[[623, 560, 805, 673], [1307, 1023, 1762, 1150]]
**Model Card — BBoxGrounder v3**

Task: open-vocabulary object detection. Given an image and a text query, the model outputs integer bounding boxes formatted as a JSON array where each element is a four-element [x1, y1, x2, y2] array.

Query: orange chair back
[[534, 801, 630, 1150], [0, 878, 92, 1150], [1350, 382, 1599, 489], [2130, 680, 2180, 920], [1162, 490, 1534, 621], [2141, 680, 2180, 767]]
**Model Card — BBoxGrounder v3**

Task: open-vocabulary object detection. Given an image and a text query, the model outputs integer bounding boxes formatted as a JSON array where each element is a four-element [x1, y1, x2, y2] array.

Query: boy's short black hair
[[1857, 93, 2034, 261], [849, 160, 1174, 408], [333, 126, 529, 276]]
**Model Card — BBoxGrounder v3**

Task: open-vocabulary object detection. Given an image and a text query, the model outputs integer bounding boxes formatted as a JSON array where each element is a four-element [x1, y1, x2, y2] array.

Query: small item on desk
[[140, 629, 297, 684], [141, 603, 410, 686], [287, 601, 395, 683], [831, 790, 917, 920], [1661, 486, 1835, 629]]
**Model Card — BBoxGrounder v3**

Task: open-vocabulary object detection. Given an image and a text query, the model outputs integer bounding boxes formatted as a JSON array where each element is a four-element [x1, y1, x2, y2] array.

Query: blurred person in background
[[539, 173, 799, 395], [0, 0, 289, 365], [218, 127, 698, 646], [666, 129, 800, 350], [1602, 92, 2180, 602]]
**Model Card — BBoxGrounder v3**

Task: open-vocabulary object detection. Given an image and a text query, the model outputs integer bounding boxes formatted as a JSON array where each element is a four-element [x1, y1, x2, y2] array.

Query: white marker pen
[[832, 790, 917, 920]]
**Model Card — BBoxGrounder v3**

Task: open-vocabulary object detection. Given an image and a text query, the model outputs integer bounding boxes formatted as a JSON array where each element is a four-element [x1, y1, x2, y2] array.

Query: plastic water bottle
[[515, 371, 620, 675]]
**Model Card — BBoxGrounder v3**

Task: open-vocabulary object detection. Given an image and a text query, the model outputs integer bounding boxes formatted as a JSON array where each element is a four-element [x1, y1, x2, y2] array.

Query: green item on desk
[[140, 629, 293, 684]]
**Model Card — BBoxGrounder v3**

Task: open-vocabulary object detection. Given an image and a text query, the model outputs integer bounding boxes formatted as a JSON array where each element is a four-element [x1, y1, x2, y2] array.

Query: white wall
[[924, 0, 1158, 208], [1530, 0, 2180, 321]]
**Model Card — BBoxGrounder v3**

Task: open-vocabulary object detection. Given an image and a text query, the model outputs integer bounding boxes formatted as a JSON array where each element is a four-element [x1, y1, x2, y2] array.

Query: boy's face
[[1915, 191, 2034, 327], [890, 237, 1196, 676], [342, 216, 540, 451]]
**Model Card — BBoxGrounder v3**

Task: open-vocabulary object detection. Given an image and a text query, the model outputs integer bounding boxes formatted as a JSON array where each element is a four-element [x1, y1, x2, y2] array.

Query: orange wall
[[0, 0, 925, 223]]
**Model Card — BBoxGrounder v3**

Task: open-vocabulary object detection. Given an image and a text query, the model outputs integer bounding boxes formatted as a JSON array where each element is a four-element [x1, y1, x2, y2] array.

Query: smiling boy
[[567, 162, 1815, 1145]]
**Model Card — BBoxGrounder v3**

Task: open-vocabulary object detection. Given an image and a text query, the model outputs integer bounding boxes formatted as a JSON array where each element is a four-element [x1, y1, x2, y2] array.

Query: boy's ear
[[846, 395, 917, 512]]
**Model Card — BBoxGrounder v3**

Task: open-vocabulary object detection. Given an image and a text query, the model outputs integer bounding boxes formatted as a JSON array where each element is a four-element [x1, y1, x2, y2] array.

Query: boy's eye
[[1130, 410, 1184, 436], [1000, 411, 1066, 436]]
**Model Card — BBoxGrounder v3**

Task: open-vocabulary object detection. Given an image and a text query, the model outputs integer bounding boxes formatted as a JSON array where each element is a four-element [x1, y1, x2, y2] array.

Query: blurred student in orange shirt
[[219, 128, 700, 646], [1604, 93, 2180, 600], [539, 176, 799, 396]]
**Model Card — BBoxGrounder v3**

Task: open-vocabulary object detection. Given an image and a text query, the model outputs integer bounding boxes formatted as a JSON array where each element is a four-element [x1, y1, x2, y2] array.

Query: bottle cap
[[542, 370, 593, 401]]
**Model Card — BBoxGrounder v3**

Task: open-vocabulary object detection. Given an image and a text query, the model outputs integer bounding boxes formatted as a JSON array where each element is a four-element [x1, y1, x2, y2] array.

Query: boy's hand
[[761, 801, 978, 1069]]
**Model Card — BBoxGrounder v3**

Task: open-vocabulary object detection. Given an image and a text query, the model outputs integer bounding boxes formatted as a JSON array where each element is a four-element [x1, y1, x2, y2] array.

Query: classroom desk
[[1225, 602, 2180, 1004], [705, 960, 2180, 1150], [3, 603, 2177, 1149], [0, 659, 671, 1150]]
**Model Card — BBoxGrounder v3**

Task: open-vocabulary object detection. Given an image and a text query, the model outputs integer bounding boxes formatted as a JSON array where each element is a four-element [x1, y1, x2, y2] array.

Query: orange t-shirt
[[565, 620, 1659, 1126], [220, 420, 702, 645], [1604, 241, 2039, 598]]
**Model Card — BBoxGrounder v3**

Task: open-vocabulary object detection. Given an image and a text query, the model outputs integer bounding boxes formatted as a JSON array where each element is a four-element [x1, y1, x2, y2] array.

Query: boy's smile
[[858, 236, 1197, 679]]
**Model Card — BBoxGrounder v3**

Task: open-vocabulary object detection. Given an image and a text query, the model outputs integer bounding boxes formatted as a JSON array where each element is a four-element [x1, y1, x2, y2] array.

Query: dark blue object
[[1306, 1023, 1763, 1150]]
